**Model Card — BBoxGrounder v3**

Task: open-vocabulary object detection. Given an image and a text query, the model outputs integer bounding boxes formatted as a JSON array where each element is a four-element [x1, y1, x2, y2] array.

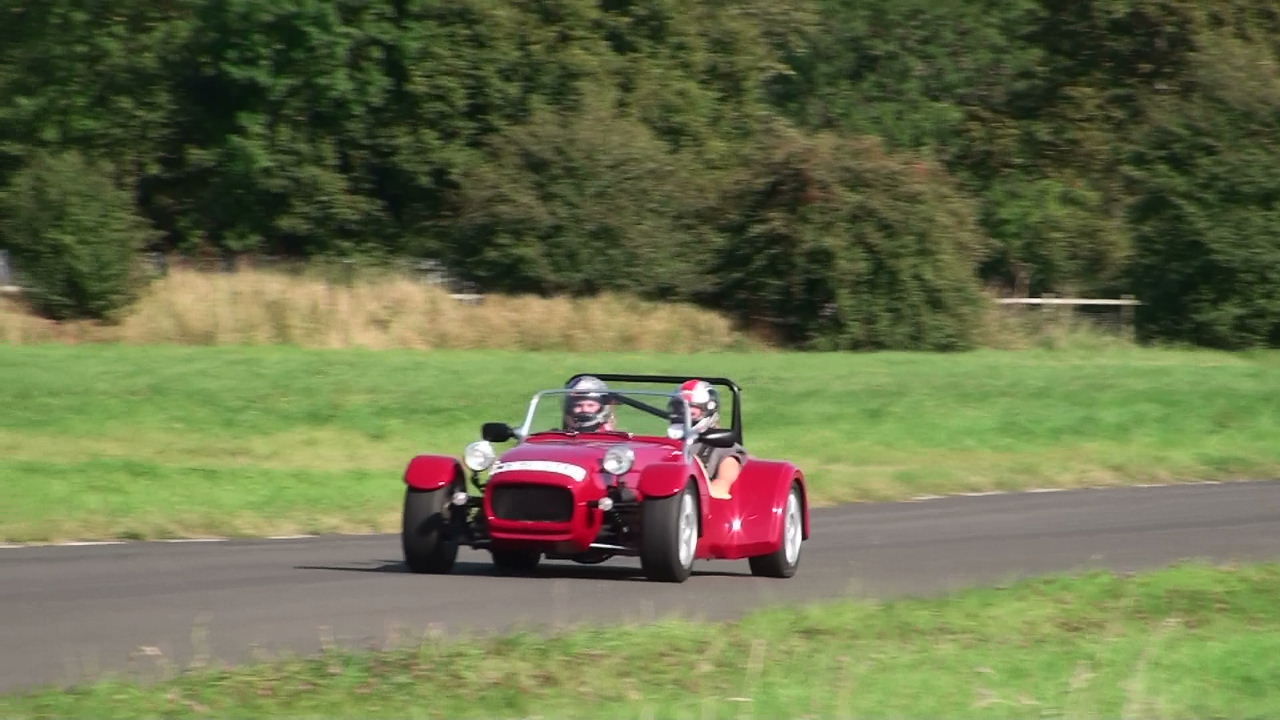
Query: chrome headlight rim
[[601, 445, 635, 475], [463, 440, 497, 472]]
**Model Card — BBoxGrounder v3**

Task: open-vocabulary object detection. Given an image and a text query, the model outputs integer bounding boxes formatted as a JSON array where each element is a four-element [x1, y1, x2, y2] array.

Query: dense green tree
[[1127, 23, 1280, 348], [982, 174, 1130, 296], [768, 0, 1135, 299], [0, 0, 186, 177], [447, 102, 712, 297], [2, 0, 1280, 347], [712, 128, 988, 350], [0, 152, 157, 320]]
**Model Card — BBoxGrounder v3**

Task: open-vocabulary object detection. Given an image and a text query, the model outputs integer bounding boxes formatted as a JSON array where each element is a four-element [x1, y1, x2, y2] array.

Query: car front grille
[[491, 484, 575, 522]]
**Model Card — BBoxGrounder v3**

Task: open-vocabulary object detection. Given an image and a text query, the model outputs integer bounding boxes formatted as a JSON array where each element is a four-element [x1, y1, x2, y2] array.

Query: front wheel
[[402, 487, 458, 574], [749, 483, 803, 578], [640, 484, 699, 582]]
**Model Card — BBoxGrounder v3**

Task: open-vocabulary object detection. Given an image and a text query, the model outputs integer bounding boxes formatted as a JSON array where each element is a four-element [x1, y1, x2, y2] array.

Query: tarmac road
[[3, 480, 1280, 692]]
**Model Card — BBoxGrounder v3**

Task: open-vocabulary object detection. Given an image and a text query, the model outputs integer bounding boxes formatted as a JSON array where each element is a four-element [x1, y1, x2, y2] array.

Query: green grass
[[4, 562, 1279, 718], [3, 344, 1280, 541]]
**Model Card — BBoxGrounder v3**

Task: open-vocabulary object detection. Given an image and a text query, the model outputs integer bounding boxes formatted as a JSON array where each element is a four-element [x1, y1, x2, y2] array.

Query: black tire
[[749, 483, 803, 578], [491, 549, 541, 573], [402, 487, 458, 574], [640, 483, 698, 582]]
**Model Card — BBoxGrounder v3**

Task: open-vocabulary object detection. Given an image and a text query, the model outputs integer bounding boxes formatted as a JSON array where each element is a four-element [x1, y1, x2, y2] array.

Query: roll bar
[[567, 373, 744, 446]]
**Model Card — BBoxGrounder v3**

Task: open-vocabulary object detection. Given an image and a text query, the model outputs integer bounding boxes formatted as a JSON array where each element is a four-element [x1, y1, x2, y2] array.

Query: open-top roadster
[[400, 374, 808, 582]]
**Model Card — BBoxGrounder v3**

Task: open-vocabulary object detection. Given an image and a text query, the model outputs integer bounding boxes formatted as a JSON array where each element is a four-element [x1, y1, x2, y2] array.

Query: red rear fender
[[695, 460, 807, 559], [637, 462, 694, 500], [739, 460, 809, 540], [403, 455, 464, 492]]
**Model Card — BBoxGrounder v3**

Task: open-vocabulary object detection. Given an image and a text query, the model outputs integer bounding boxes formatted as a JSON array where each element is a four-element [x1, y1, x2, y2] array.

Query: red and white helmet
[[672, 379, 720, 435]]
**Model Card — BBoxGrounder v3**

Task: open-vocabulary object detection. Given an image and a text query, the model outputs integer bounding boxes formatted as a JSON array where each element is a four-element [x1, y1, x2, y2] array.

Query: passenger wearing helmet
[[672, 379, 746, 500], [563, 375, 616, 433]]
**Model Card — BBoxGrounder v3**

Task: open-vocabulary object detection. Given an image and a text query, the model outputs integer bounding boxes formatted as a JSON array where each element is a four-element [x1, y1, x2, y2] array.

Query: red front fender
[[637, 461, 695, 500], [403, 454, 465, 491]]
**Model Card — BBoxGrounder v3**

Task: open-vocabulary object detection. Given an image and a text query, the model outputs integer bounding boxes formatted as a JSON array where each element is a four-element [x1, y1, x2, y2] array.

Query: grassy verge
[[4, 563, 1278, 718], [3, 344, 1280, 542]]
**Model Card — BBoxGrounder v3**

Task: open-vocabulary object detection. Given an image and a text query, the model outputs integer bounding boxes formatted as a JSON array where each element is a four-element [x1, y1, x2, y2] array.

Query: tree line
[[2, 0, 1279, 349]]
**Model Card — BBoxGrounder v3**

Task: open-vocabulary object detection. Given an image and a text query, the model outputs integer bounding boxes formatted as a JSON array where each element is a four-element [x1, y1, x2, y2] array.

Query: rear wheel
[[402, 487, 458, 574], [749, 483, 803, 578], [491, 549, 541, 573], [640, 484, 698, 582]]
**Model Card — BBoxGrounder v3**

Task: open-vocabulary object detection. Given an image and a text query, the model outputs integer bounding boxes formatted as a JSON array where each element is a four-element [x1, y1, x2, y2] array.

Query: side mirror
[[482, 422, 516, 443], [699, 428, 736, 448]]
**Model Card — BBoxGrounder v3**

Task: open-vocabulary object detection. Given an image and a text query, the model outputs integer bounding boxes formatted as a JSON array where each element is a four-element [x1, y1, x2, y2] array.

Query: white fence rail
[[995, 297, 1140, 307], [995, 294, 1141, 336]]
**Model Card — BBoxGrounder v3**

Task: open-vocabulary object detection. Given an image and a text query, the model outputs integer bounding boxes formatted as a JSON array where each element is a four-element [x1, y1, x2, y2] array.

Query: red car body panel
[[696, 460, 807, 559], [505, 434, 684, 468], [403, 454, 464, 491], [636, 461, 694, 500], [482, 435, 684, 555]]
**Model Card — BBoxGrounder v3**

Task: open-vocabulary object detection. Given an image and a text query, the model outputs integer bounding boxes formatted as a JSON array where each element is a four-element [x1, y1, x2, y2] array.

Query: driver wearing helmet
[[563, 375, 616, 433], [672, 379, 746, 500]]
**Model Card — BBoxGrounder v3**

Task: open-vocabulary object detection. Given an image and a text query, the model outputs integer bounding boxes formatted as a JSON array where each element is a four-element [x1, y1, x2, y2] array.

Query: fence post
[[1120, 294, 1136, 339], [1042, 292, 1066, 333]]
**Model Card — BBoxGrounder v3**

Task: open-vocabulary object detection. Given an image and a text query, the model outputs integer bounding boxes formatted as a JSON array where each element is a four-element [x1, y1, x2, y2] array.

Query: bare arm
[[708, 456, 742, 499]]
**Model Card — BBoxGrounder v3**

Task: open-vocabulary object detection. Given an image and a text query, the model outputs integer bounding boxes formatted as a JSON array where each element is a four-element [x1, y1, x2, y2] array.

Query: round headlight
[[602, 446, 635, 475], [463, 440, 496, 472]]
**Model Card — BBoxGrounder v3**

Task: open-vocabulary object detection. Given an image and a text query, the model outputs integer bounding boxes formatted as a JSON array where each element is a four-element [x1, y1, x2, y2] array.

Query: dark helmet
[[669, 379, 720, 435], [563, 375, 614, 432]]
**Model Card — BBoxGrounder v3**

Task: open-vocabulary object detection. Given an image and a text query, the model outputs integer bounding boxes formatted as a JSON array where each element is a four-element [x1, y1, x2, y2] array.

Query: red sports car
[[400, 374, 808, 582]]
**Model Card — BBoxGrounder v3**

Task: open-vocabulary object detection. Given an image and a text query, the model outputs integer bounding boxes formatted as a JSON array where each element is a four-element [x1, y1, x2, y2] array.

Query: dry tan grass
[[0, 268, 761, 351]]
